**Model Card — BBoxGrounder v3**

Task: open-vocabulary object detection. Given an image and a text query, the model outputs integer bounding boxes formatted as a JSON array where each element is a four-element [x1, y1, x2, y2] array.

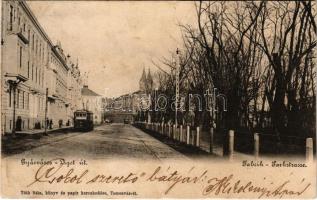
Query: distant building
[[139, 68, 153, 94], [103, 68, 154, 123], [81, 85, 102, 124]]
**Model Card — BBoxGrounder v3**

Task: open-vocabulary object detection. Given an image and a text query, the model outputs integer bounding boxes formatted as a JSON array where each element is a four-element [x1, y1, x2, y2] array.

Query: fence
[[134, 121, 315, 162]]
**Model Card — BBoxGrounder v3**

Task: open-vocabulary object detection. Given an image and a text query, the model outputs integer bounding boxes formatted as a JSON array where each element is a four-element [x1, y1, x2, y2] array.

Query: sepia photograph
[[1, 0, 316, 198]]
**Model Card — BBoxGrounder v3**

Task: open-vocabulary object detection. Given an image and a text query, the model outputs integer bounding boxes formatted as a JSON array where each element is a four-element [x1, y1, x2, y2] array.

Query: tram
[[74, 110, 94, 131]]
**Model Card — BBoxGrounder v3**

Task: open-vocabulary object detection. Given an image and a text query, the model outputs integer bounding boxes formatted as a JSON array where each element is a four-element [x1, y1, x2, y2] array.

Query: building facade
[[139, 68, 153, 94], [1, 1, 83, 134], [81, 85, 103, 125], [103, 68, 154, 123]]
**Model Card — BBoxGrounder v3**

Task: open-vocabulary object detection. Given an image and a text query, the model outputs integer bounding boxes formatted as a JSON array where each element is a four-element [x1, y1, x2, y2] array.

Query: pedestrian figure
[[16, 116, 22, 131], [46, 118, 49, 129], [49, 119, 53, 129], [58, 119, 62, 128]]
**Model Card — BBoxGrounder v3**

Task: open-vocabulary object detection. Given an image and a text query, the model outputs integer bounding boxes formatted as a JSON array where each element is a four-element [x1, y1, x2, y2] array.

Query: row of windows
[[8, 89, 29, 110], [11, 3, 46, 88], [17, 44, 45, 88], [51, 54, 68, 77], [9, 3, 47, 64], [8, 89, 45, 112], [7, 119, 31, 131], [7, 119, 48, 131]]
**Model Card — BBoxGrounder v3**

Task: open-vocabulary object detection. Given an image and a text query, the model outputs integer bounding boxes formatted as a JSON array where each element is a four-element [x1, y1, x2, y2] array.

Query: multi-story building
[[46, 43, 71, 128], [66, 59, 83, 124], [103, 69, 154, 123], [81, 85, 103, 125], [1, 1, 83, 134]]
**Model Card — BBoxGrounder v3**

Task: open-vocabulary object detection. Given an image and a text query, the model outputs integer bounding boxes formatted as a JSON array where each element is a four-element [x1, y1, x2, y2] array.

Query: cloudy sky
[[28, 1, 197, 97]]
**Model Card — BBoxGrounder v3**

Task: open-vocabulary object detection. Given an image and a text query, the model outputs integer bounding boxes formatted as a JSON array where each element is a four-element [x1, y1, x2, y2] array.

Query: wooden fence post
[[210, 127, 214, 154], [186, 126, 190, 145], [165, 124, 167, 136], [179, 125, 183, 142], [196, 126, 200, 147], [191, 130, 195, 145], [172, 124, 175, 139], [306, 138, 313, 163], [161, 122, 164, 135], [254, 133, 260, 159], [229, 130, 234, 160]]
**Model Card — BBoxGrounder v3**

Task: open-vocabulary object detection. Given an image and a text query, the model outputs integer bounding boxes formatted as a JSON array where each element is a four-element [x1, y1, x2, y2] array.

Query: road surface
[[5, 124, 188, 161]]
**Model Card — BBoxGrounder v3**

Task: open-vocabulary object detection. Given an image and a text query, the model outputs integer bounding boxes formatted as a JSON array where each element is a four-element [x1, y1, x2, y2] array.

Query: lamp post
[[5, 73, 28, 136], [175, 48, 180, 127]]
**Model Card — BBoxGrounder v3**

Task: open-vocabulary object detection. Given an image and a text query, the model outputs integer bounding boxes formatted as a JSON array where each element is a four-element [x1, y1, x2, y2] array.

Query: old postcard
[[1, 0, 316, 199]]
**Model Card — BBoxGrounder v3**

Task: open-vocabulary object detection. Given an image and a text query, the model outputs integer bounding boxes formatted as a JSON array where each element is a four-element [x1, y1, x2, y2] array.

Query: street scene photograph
[[1, 1, 316, 199], [1, 0, 316, 161]]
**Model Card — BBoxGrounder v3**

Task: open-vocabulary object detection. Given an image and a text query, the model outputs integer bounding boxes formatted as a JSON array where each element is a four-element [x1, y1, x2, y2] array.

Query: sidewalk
[[1, 126, 73, 141], [15, 126, 72, 136], [133, 123, 216, 159], [1, 126, 76, 157]]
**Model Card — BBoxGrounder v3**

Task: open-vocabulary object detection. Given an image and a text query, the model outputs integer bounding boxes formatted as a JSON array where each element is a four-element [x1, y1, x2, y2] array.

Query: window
[[35, 67, 37, 83], [38, 97, 40, 111], [9, 5, 13, 31], [17, 89, 20, 108], [22, 91, 25, 109], [19, 46, 22, 68], [28, 29, 30, 40], [8, 90, 12, 107], [23, 23, 25, 32], [35, 39, 37, 54], [32, 64, 34, 80], [32, 34, 34, 50], [39, 69, 41, 85], [27, 61, 29, 78], [27, 93, 29, 109]]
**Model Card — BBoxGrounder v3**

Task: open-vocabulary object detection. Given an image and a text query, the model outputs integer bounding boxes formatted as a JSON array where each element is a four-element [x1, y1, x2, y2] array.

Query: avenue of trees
[[150, 1, 316, 138]]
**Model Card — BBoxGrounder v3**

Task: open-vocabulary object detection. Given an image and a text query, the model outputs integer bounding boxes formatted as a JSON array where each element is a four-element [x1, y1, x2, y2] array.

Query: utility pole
[[44, 88, 48, 135], [210, 86, 216, 154], [175, 48, 180, 127]]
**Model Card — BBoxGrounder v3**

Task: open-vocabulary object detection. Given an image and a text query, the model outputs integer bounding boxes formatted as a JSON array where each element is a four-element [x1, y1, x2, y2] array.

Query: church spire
[[139, 67, 147, 92], [147, 68, 153, 91]]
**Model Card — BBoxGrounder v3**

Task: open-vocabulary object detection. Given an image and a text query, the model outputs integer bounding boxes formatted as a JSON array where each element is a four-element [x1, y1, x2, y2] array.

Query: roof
[[140, 68, 146, 82], [75, 109, 93, 113], [81, 85, 101, 96]]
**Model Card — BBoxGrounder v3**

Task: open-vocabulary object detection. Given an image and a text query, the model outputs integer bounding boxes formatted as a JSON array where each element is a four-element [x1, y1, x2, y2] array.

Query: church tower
[[139, 68, 147, 92], [146, 68, 153, 92]]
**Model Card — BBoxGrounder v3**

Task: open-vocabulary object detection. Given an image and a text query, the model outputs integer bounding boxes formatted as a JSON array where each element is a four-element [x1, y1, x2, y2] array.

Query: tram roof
[[74, 110, 93, 114]]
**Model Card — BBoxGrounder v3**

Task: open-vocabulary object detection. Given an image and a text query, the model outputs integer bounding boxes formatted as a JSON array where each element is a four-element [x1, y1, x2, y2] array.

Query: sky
[[27, 1, 197, 98]]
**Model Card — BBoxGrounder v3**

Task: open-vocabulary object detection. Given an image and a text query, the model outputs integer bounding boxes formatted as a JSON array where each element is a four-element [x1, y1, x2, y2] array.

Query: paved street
[[4, 124, 188, 161]]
